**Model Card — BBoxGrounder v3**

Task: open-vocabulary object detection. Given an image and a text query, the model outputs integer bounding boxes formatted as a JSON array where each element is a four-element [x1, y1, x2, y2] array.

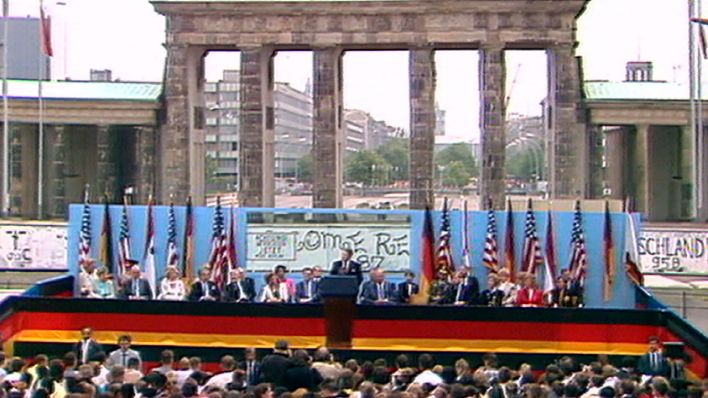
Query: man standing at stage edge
[[330, 248, 362, 285]]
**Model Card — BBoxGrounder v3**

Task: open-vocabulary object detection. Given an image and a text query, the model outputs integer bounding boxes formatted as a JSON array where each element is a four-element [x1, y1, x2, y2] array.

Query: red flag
[[411, 206, 436, 305], [503, 200, 516, 282], [143, 198, 157, 296], [603, 202, 616, 302], [624, 214, 644, 286], [227, 206, 238, 276], [39, 4, 53, 57]]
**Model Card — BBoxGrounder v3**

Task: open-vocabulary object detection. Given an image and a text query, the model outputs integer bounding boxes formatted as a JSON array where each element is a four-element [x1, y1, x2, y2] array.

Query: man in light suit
[[397, 271, 419, 304], [108, 334, 142, 368], [358, 268, 397, 305], [223, 268, 256, 302], [637, 336, 669, 376], [74, 327, 104, 365], [295, 267, 320, 303], [330, 248, 363, 285], [188, 267, 221, 302], [120, 265, 153, 300]]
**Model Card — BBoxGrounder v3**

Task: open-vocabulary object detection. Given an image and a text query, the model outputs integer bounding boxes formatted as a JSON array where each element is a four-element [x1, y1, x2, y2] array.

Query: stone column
[[262, 50, 276, 208], [136, 126, 157, 204], [96, 125, 118, 202], [312, 47, 343, 208], [479, 45, 506, 209], [605, 126, 627, 200], [161, 43, 191, 204], [8, 124, 22, 216], [408, 47, 436, 210], [239, 47, 275, 207], [20, 124, 38, 218], [547, 44, 587, 198], [586, 124, 604, 198], [49, 125, 67, 218], [634, 124, 651, 218]]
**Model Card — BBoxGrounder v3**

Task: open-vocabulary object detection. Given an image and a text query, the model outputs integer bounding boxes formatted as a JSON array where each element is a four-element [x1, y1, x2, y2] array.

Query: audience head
[[244, 347, 257, 361], [198, 267, 210, 282], [301, 267, 312, 281], [274, 340, 290, 355], [418, 354, 435, 371], [160, 350, 175, 366]]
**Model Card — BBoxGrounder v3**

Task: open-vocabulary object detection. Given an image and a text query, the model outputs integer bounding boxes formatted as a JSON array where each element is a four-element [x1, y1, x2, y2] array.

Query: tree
[[297, 153, 313, 183], [435, 142, 478, 177], [441, 161, 471, 187], [507, 147, 541, 181], [376, 138, 409, 182], [345, 150, 390, 186]]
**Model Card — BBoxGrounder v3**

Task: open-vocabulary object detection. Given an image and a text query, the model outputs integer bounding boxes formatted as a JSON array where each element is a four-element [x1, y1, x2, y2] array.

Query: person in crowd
[[157, 265, 185, 301], [73, 327, 103, 365], [259, 340, 291, 387], [188, 267, 220, 302], [443, 272, 474, 306], [259, 273, 288, 303], [223, 268, 256, 302], [637, 336, 668, 376], [311, 266, 323, 284], [108, 335, 141, 369], [79, 259, 99, 298], [516, 273, 544, 307], [412, 354, 442, 386], [283, 350, 322, 392], [90, 352, 111, 385], [330, 248, 363, 285], [172, 357, 192, 387], [274, 265, 296, 299], [92, 268, 116, 299], [204, 355, 238, 390], [119, 265, 153, 300], [124, 357, 142, 384], [310, 347, 341, 381], [457, 265, 480, 304], [480, 274, 504, 307], [429, 269, 450, 305], [497, 269, 518, 307], [295, 267, 319, 304], [397, 271, 419, 304], [479, 352, 500, 382], [239, 348, 260, 387], [150, 350, 175, 375], [454, 358, 471, 382], [358, 268, 397, 305]]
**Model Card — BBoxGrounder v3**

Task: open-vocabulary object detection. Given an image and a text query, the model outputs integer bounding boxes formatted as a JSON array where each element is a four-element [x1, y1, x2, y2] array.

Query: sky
[[8, 0, 700, 142]]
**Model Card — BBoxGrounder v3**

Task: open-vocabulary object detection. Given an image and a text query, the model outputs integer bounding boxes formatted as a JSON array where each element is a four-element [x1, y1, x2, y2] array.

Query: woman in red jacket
[[516, 273, 544, 307]]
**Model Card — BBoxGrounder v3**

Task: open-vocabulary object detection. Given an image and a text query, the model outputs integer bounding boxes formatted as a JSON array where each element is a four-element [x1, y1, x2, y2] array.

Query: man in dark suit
[[330, 248, 363, 285], [443, 272, 474, 305], [397, 271, 419, 304], [295, 267, 320, 303], [223, 267, 256, 302], [259, 340, 290, 387], [120, 265, 153, 300], [358, 268, 397, 305], [188, 267, 221, 302], [238, 347, 261, 387], [637, 336, 669, 376], [459, 265, 480, 304], [73, 327, 104, 364]]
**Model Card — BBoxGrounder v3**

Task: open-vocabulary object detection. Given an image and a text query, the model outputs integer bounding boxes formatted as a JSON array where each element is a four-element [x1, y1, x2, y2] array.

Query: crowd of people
[[2, 330, 703, 398], [78, 249, 581, 308]]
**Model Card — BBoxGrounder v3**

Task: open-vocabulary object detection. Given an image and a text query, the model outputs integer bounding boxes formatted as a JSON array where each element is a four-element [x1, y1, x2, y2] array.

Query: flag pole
[[37, 0, 45, 219], [2, 0, 8, 217]]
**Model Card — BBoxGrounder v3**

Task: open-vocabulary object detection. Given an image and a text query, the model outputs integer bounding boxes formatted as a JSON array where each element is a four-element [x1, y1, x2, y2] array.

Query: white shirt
[[412, 370, 443, 386], [203, 371, 233, 390], [499, 282, 518, 307], [158, 278, 186, 300]]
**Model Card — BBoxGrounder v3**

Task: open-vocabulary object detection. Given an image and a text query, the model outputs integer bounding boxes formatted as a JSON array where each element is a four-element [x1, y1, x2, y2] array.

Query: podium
[[320, 275, 359, 349]]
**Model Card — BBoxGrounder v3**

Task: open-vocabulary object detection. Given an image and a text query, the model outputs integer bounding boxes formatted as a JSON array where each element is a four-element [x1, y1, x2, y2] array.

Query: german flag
[[504, 200, 516, 282], [98, 198, 114, 277], [603, 201, 615, 302], [624, 214, 644, 287], [410, 207, 436, 305], [183, 196, 194, 283]]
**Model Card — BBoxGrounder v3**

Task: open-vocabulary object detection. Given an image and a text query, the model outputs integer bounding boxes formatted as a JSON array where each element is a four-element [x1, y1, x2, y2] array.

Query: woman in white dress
[[157, 265, 186, 300], [258, 272, 288, 303]]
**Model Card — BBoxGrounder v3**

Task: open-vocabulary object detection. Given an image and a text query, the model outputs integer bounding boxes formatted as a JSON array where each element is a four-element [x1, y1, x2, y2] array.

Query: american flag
[[521, 199, 543, 275], [165, 202, 179, 269], [208, 198, 228, 289], [435, 197, 454, 275], [568, 200, 588, 286], [117, 199, 132, 276], [482, 202, 499, 272], [78, 188, 92, 268]]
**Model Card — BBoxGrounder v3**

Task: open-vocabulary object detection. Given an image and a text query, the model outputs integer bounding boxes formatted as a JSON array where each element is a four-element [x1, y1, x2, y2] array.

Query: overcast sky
[[9, 0, 700, 142]]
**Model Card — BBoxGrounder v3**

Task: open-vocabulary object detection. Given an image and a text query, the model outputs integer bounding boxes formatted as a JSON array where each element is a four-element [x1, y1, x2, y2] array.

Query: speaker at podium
[[320, 275, 359, 349]]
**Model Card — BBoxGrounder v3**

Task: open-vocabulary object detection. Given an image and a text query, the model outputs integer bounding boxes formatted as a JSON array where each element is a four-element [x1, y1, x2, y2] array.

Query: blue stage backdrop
[[68, 205, 639, 309]]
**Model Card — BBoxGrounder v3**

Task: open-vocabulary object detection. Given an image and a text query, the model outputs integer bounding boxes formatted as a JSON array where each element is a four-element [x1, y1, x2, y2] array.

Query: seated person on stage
[[443, 272, 474, 306], [397, 271, 419, 304], [429, 269, 450, 305], [274, 265, 296, 298], [497, 269, 518, 307], [561, 269, 585, 308], [188, 267, 220, 302], [358, 268, 397, 305], [312, 266, 323, 285], [259, 272, 288, 303], [93, 267, 116, 299], [223, 267, 256, 302], [157, 265, 185, 301], [479, 274, 504, 307], [458, 265, 480, 304], [515, 273, 544, 308], [549, 276, 580, 308], [330, 248, 363, 285], [79, 258, 99, 298], [120, 265, 153, 300], [295, 267, 320, 304]]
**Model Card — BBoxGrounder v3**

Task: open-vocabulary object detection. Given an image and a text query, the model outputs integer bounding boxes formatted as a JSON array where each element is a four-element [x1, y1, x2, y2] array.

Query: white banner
[[0, 224, 68, 270], [639, 229, 708, 274], [247, 224, 410, 272]]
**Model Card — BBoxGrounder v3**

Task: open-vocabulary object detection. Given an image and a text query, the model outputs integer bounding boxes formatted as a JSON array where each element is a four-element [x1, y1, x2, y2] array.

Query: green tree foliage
[[375, 138, 409, 182], [345, 150, 390, 185], [435, 143, 478, 177], [441, 161, 471, 187], [297, 153, 313, 183]]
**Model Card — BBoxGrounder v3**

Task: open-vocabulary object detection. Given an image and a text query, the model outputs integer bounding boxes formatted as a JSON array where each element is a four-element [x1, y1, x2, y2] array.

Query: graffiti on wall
[[639, 230, 708, 274], [0, 224, 68, 270], [247, 224, 410, 272]]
